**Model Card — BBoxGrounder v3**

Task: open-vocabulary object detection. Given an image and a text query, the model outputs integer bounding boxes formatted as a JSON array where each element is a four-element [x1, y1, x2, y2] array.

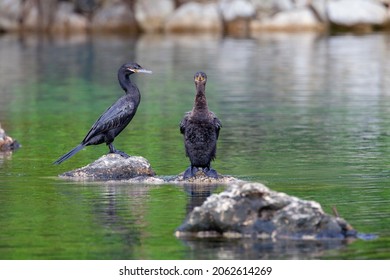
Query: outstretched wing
[[83, 97, 136, 143]]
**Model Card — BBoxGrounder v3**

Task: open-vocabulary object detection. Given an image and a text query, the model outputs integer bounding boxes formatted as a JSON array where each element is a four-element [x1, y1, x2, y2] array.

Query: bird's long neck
[[194, 83, 208, 111], [118, 72, 141, 105], [118, 69, 137, 93]]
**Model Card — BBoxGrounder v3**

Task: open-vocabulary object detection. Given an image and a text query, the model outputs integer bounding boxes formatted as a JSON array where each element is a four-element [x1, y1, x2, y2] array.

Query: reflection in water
[[183, 184, 218, 213], [76, 183, 155, 259], [92, 186, 141, 253], [179, 237, 354, 260]]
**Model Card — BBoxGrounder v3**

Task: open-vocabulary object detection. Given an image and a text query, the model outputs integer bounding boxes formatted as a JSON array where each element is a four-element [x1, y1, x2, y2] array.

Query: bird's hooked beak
[[128, 67, 152, 74]]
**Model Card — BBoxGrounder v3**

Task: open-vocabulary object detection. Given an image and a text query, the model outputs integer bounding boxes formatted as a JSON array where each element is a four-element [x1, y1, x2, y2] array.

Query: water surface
[[0, 32, 389, 259]]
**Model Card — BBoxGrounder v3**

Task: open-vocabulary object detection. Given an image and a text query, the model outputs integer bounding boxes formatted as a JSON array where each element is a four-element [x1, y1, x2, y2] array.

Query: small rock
[[59, 153, 155, 180], [176, 182, 357, 240], [0, 123, 20, 152]]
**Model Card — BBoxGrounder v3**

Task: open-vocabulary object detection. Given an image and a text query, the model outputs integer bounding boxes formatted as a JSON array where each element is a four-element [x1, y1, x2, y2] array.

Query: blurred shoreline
[[1, 0, 390, 37]]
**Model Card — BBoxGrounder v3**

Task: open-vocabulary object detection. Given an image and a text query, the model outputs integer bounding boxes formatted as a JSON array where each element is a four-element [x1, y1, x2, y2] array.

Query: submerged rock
[[59, 153, 155, 180], [176, 182, 357, 240]]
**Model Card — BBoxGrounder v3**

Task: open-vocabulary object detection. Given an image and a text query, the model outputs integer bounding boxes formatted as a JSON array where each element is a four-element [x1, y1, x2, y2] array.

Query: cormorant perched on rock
[[54, 62, 152, 165], [180, 72, 222, 179]]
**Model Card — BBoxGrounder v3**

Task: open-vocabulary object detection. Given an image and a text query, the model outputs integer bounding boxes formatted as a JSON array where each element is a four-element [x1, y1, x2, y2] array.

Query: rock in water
[[170, 169, 241, 184], [59, 154, 155, 180], [0, 123, 20, 152], [176, 182, 357, 240]]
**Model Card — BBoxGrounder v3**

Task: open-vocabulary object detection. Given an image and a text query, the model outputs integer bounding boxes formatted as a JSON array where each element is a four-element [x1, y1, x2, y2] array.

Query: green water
[[0, 32, 389, 259]]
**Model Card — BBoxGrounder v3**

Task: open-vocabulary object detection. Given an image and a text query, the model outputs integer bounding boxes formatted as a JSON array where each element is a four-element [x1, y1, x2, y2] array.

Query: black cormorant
[[180, 71, 222, 179], [53, 62, 152, 165]]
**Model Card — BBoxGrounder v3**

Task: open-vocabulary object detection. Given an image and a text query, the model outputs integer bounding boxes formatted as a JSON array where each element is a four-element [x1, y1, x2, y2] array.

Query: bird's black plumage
[[54, 62, 152, 165], [180, 72, 222, 179]]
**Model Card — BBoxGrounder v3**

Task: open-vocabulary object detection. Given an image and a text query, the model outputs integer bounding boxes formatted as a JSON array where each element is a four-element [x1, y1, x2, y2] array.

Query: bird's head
[[122, 62, 152, 75], [194, 71, 207, 85]]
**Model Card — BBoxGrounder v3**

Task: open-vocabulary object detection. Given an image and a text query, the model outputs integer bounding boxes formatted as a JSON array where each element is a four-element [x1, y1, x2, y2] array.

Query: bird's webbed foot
[[112, 150, 130, 158], [108, 144, 130, 158], [183, 166, 198, 179], [203, 167, 219, 179]]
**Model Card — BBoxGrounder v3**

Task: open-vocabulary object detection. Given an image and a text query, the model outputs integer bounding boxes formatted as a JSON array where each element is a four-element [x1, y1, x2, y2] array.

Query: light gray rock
[[176, 182, 357, 240], [165, 2, 223, 33], [54, 2, 88, 32], [135, 0, 175, 33], [59, 153, 155, 180], [91, 1, 137, 32], [327, 0, 388, 26], [309, 0, 328, 23], [0, 0, 21, 31], [19, 0, 58, 31], [272, 0, 311, 11], [251, 7, 323, 31], [249, 0, 275, 11], [0, 0, 87, 33], [219, 0, 256, 21], [273, 0, 295, 11], [249, 0, 277, 18]]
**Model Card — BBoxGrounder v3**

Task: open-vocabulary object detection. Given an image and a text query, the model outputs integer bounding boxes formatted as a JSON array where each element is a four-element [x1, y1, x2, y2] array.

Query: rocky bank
[[1, 0, 389, 35]]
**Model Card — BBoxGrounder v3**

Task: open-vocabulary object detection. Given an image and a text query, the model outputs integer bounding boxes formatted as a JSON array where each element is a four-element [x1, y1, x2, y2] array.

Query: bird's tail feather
[[53, 144, 85, 165]]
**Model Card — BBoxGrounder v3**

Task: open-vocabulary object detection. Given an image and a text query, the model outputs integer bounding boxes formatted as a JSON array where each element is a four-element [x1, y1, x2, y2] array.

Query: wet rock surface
[[168, 170, 241, 184], [176, 182, 357, 240], [60, 154, 241, 184], [59, 153, 156, 180]]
